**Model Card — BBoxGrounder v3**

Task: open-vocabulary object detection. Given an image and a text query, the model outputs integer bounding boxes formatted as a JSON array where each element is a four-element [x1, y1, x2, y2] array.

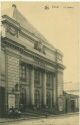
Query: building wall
[[1, 44, 58, 111], [1, 13, 65, 113], [63, 93, 79, 113], [1, 18, 57, 63], [0, 49, 6, 114]]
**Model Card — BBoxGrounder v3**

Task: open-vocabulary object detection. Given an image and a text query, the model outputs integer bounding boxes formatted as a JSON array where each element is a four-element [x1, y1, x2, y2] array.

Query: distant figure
[[9, 106, 15, 113], [8, 106, 15, 118]]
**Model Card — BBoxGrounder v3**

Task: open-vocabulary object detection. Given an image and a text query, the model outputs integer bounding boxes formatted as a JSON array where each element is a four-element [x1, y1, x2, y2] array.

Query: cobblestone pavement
[[1, 113, 79, 125]]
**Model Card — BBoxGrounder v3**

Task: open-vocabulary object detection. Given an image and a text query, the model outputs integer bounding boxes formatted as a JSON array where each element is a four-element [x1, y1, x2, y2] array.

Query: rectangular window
[[34, 69, 40, 85], [20, 63, 26, 81], [46, 73, 53, 87]]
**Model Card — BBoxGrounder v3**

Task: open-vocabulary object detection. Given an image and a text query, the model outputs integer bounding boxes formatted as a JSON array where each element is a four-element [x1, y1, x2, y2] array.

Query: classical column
[[56, 70, 63, 97], [5, 52, 8, 112], [42, 71, 46, 107], [56, 70, 64, 112], [52, 73, 57, 106], [39, 71, 42, 106], [30, 67, 34, 106]]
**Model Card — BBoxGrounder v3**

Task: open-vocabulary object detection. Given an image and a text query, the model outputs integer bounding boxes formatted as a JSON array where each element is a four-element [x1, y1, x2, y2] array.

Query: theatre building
[[0, 4, 65, 114]]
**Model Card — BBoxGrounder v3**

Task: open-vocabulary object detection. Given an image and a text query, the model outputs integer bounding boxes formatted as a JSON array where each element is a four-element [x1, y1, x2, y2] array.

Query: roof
[[63, 91, 79, 98], [1, 4, 56, 51]]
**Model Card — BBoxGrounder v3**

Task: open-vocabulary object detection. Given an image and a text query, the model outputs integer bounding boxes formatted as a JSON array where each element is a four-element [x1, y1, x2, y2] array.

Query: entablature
[[1, 37, 56, 65], [2, 15, 20, 30], [2, 38, 58, 73], [1, 15, 61, 58], [56, 63, 65, 72]]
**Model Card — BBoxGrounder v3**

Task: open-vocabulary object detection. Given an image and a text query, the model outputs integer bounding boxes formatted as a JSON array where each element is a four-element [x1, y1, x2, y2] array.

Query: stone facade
[[0, 4, 65, 114]]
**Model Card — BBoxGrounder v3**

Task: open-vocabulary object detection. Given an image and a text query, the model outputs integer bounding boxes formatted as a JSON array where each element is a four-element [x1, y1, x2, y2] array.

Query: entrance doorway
[[46, 92, 51, 108], [34, 90, 40, 108], [71, 100, 75, 112], [19, 87, 26, 111]]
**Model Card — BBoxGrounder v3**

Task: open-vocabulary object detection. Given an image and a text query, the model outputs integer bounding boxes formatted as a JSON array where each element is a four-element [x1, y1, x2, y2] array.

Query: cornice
[[20, 25, 56, 53], [20, 26, 39, 42], [2, 15, 20, 30], [20, 26, 56, 53], [2, 15, 40, 43], [19, 30, 37, 44], [56, 49, 63, 57], [2, 15, 57, 54], [2, 37, 58, 68], [56, 63, 66, 71], [2, 38, 65, 72]]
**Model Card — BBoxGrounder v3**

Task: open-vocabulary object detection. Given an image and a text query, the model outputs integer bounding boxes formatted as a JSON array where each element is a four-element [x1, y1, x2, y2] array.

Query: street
[[1, 113, 79, 125]]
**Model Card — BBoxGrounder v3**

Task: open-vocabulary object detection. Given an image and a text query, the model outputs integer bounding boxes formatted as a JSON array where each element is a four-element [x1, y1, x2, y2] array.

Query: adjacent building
[[63, 91, 79, 113], [0, 4, 65, 114]]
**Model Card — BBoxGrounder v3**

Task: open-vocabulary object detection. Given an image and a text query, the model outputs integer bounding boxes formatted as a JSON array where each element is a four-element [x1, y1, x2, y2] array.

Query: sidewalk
[[0, 115, 45, 123], [0, 117, 30, 123], [0, 112, 79, 123]]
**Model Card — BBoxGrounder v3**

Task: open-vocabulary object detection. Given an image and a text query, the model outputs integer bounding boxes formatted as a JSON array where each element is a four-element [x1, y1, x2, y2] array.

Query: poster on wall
[[8, 94, 15, 109]]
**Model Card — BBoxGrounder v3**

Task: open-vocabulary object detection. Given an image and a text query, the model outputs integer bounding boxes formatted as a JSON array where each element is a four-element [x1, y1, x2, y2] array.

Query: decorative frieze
[[34, 41, 45, 54], [7, 24, 18, 37]]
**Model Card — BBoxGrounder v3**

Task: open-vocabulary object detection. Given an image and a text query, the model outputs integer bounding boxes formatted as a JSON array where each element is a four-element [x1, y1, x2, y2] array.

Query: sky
[[1, 2, 79, 91]]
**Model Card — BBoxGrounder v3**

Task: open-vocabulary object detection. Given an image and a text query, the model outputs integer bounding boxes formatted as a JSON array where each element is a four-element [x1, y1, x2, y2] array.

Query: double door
[[19, 87, 26, 111]]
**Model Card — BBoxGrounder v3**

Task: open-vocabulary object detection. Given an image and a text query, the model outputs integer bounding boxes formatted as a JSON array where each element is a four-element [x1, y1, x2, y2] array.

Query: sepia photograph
[[0, 1, 79, 125]]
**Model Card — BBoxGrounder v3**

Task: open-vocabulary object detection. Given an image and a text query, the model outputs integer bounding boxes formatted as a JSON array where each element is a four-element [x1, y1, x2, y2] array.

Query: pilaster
[[42, 71, 46, 107], [30, 67, 34, 106], [52, 73, 57, 106]]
